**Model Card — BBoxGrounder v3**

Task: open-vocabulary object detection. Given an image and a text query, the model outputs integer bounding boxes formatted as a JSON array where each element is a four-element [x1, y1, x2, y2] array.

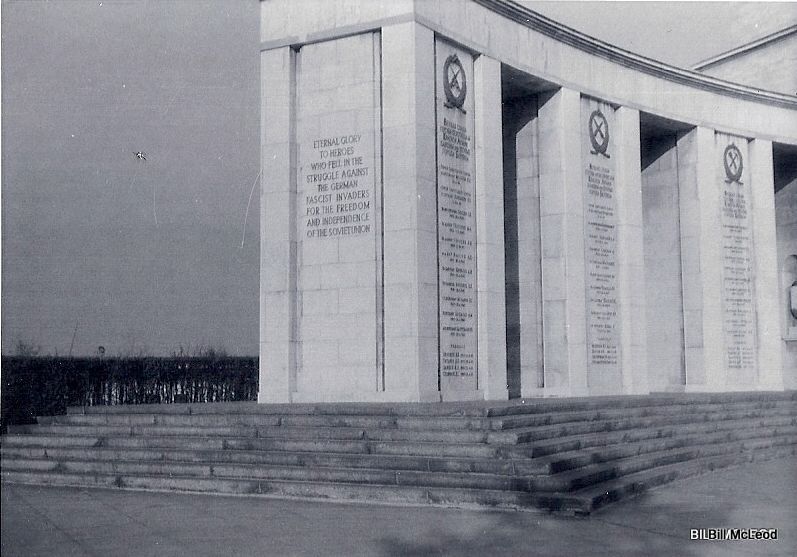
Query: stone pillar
[[511, 103, 545, 398], [473, 54, 508, 400], [614, 107, 649, 394], [259, 47, 298, 403], [537, 88, 588, 396], [749, 139, 784, 390], [677, 126, 725, 391], [641, 135, 686, 392], [381, 22, 439, 401], [579, 97, 623, 395]]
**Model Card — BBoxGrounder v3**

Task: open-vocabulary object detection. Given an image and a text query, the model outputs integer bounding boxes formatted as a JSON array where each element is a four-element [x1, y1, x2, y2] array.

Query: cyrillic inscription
[[719, 137, 756, 376], [436, 41, 477, 392], [585, 162, 619, 367], [582, 100, 621, 389]]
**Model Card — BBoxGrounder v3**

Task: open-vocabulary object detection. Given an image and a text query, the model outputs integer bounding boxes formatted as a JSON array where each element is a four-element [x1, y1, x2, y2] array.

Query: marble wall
[[294, 34, 382, 401]]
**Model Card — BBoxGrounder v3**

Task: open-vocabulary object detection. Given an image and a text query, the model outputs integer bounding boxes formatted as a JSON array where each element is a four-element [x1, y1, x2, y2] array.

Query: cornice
[[474, 0, 797, 110]]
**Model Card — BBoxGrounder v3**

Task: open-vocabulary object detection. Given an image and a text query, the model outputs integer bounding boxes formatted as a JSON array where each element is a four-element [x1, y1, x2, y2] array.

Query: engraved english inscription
[[303, 134, 372, 239]]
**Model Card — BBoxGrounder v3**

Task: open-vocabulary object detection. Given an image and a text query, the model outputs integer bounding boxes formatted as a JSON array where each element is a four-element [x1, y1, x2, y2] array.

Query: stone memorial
[[259, 0, 795, 403]]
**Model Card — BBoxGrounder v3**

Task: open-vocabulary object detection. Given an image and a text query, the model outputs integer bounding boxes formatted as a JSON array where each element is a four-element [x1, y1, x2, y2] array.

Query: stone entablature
[[260, 0, 797, 145]]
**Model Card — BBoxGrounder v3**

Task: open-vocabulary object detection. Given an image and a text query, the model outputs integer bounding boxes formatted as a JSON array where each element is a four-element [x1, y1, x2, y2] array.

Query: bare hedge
[[1, 356, 258, 431]]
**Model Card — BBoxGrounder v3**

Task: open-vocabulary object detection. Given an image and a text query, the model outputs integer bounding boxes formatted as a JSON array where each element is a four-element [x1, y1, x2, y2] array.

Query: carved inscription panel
[[302, 134, 373, 240], [436, 40, 477, 394], [718, 134, 756, 382], [581, 98, 621, 391], [295, 33, 381, 397]]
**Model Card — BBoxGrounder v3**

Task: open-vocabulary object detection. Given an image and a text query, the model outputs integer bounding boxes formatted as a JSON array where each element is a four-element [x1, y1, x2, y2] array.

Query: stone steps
[[492, 399, 796, 430], [0, 456, 528, 491], [5, 424, 790, 482], [527, 433, 797, 492], [509, 414, 797, 458], [1, 432, 507, 459], [484, 391, 797, 417], [500, 406, 797, 443], [520, 424, 797, 474], [16, 402, 796, 447], [0, 446, 520, 475], [536, 444, 797, 514], [5, 430, 792, 494], [10, 423, 492, 444], [2, 392, 795, 514], [0, 469, 537, 510], [51, 413, 492, 431]]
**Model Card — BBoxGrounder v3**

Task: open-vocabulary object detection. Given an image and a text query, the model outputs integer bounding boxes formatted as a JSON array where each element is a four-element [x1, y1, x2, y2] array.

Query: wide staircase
[[2, 391, 796, 514]]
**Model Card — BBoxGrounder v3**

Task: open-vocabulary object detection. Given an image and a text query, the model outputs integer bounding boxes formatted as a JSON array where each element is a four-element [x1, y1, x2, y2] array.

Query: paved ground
[[2, 457, 795, 557]]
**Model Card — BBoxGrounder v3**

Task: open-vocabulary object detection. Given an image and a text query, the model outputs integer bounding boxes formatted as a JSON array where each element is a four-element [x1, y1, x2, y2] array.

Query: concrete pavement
[[2, 456, 795, 556]]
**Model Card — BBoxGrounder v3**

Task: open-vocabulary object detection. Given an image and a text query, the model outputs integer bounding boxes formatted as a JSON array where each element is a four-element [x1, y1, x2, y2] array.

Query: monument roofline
[[692, 25, 797, 71], [260, 0, 797, 142], [476, 0, 797, 109]]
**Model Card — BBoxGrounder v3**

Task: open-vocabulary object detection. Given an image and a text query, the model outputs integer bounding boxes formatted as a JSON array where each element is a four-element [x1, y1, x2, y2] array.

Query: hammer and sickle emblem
[[443, 54, 467, 111], [723, 144, 743, 183], [588, 110, 610, 158]]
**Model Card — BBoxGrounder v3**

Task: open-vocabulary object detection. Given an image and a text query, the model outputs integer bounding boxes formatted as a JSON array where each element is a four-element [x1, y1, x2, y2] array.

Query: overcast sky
[[2, 0, 794, 355], [2, 1, 261, 355]]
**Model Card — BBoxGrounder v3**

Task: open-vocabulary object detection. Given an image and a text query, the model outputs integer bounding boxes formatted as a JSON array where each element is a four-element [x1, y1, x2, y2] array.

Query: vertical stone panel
[[259, 47, 298, 403], [716, 133, 757, 388], [678, 126, 724, 389], [749, 139, 783, 390], [641, 135, 686, 391], [474, 54, 507, 400], [580, 97, 621, 395], [537, 87, 587, 396], [435, 39, 479, 399], [293, 33, 382, 401], [503, 99, 544, 398], [615, 106, 648, 395], [381, 22, 439, 401], [777, 181, 797, 389]]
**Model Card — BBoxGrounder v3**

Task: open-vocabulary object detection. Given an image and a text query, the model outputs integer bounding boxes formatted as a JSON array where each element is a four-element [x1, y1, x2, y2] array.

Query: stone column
[[259, 47, 298, 403], [511, 103, 545, 398], [749, 138, 784, 390], [677, 126, 725, 391], [537, 87, 588, 396], [381, 22, 439, 401], [614, 107, 649, 394], [641, 135, 686, 392], [473, 54, 508, 400]]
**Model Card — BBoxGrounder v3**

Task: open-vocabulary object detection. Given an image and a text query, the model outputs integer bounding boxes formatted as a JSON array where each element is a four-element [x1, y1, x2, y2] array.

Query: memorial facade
[[258, 0, 797, 403]]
